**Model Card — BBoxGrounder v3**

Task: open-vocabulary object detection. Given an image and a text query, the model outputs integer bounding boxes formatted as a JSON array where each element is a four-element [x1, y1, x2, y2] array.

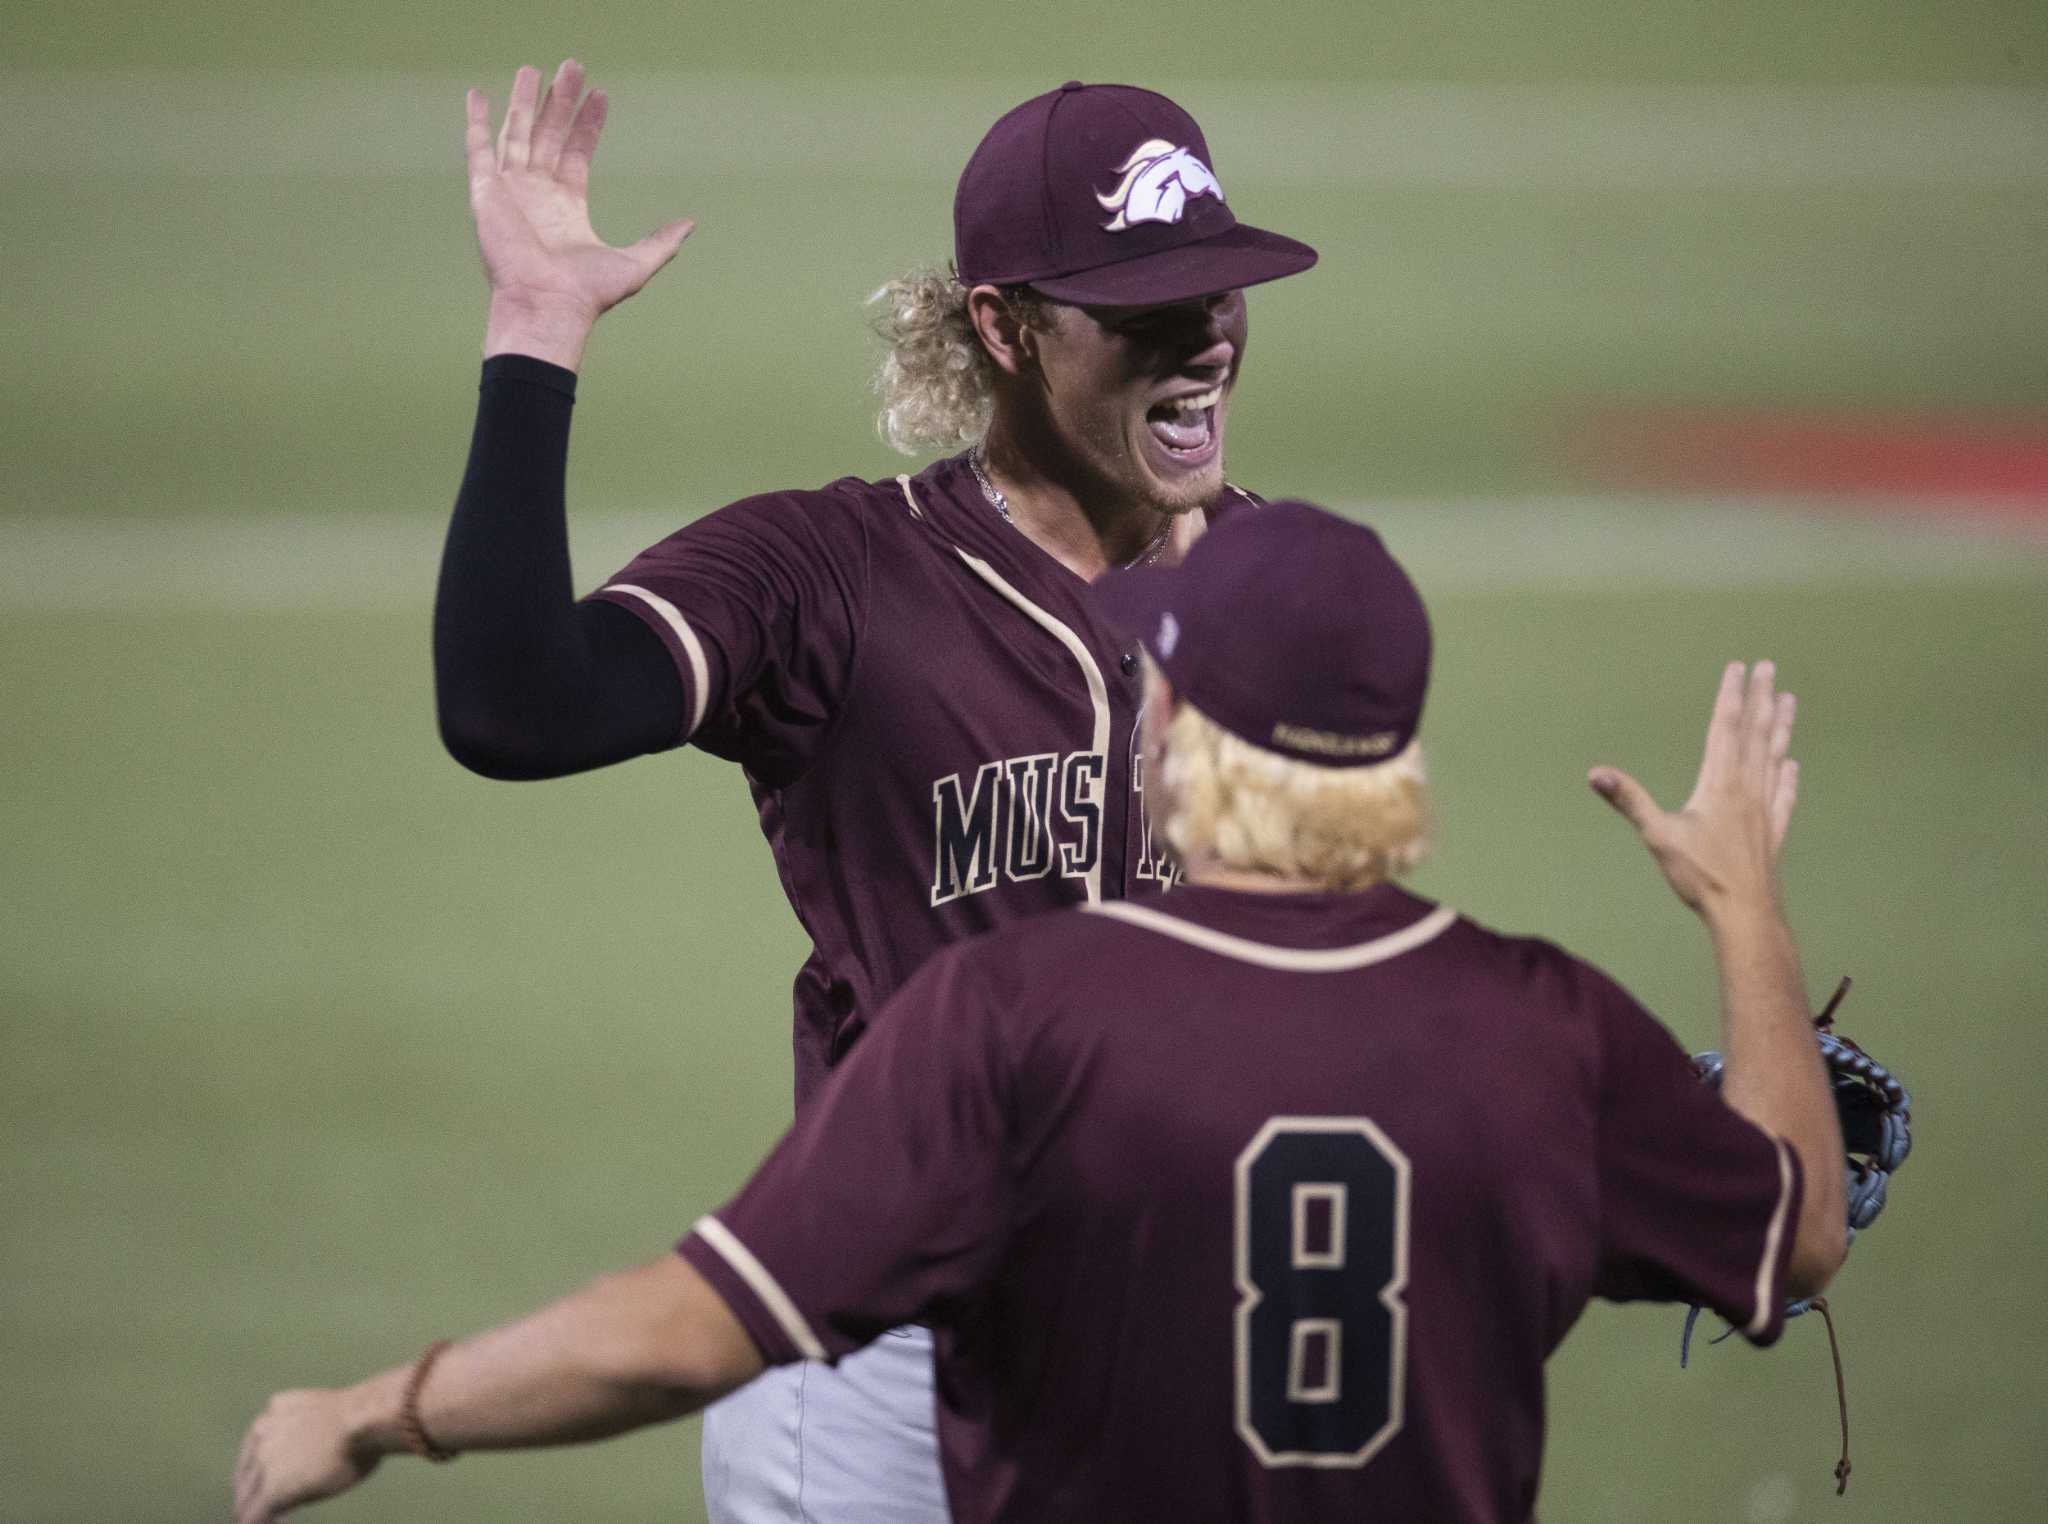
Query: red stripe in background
[[1570, 409, 2048, 515]]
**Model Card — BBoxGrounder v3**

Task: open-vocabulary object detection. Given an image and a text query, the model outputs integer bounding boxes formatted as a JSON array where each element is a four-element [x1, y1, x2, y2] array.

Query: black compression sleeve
[[433, 355, 687, 779]]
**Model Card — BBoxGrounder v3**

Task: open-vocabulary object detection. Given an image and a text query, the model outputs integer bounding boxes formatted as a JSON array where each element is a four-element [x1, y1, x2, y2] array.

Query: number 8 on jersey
[[1234, 1117, 1411, 1467]]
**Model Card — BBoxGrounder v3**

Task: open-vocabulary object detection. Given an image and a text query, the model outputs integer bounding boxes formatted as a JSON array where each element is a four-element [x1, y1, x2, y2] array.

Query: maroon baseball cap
[[954, 82, 1318, 306], [1095, 502, 1432, 766]]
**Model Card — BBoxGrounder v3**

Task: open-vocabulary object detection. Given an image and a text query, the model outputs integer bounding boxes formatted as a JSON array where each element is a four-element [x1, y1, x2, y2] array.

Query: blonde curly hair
[[868, 268, 1046, 455], [1157, 699, 1433, 891]]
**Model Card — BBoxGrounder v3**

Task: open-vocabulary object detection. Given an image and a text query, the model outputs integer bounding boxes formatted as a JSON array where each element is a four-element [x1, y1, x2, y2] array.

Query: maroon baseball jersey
[[591, 454, 1243, 1101], [677, 882, 1802, 1524]]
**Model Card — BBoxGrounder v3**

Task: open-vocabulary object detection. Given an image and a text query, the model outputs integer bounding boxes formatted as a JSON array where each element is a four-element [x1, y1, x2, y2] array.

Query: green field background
[[4, 3, 2046, 1521]]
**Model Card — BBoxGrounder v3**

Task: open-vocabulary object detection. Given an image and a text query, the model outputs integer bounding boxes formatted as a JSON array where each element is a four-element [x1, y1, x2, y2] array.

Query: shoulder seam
[[760, 480, 882, 786]]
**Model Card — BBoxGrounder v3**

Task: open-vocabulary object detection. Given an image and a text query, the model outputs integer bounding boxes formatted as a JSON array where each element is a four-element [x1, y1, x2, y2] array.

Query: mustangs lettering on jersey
[[930, 750, 1105, 906], [930, 741, 1180, 907]]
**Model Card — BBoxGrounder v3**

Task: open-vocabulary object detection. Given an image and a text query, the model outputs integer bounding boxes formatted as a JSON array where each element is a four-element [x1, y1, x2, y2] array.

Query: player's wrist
[[483, 290, 598, 371], [341, 1366, 412, 1460], [1692, 858, 1785, 929], [1701, 893, 1789, 943]]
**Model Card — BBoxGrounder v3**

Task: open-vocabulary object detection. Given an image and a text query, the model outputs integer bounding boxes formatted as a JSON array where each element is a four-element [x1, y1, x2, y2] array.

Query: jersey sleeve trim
[[1747, 1136, 1797, 1337], [1084, 900, 1457, 972], [597, 582, 711, 738], [689, 1214, 827, 1362]]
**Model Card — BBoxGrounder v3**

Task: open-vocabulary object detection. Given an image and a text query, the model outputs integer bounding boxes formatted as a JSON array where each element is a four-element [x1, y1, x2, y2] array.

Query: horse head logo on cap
[[1097, 139, 1225, 232]]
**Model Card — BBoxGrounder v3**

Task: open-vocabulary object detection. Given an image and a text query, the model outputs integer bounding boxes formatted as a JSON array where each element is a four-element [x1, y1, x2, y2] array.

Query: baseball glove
[[1679, 976, 1913, 1493], [1686, 975, 1913, 1291]]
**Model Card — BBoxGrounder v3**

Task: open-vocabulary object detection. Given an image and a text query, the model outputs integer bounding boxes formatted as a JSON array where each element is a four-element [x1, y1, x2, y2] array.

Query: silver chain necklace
[[969, 445, 1173, 570]]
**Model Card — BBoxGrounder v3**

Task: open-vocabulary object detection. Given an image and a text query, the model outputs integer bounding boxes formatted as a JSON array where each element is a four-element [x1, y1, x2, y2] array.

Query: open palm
[[465, 59, 693, 325], [1588, 660, 1799, 920]]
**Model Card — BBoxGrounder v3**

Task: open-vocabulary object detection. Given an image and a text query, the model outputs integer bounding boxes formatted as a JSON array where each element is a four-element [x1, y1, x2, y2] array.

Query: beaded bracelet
[[398, 1339, 458, 1462]]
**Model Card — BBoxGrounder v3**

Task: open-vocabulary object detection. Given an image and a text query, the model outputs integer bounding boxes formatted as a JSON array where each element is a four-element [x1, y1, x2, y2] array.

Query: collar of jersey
[[1084, 888, 1456, 972]]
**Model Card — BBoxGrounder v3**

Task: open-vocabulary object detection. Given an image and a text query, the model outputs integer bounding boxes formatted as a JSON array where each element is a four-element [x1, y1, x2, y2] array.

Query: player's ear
[[966, 285, 1037, 376]]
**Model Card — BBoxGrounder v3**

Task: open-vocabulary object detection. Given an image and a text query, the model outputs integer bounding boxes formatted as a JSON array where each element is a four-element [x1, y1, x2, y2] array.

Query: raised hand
[[1588, 661, 1799, 922], [466, 59, 695, 368]]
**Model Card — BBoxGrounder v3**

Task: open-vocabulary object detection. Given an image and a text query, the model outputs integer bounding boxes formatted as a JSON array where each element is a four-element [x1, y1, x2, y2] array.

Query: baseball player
[[238, 502, 1847, 1524], [437, 60, 1315, 1521]]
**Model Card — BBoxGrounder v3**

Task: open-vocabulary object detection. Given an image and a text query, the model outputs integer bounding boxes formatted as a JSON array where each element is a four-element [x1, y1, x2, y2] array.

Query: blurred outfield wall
[[4, 0, 2044, 512]]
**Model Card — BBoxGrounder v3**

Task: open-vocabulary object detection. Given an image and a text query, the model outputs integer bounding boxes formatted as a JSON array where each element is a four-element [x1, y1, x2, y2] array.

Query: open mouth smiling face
[[1054, 290, 1248, 511]]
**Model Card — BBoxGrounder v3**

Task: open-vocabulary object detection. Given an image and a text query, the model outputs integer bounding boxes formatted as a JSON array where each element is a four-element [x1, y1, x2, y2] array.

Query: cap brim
[[1029, 223, 1318, 306]]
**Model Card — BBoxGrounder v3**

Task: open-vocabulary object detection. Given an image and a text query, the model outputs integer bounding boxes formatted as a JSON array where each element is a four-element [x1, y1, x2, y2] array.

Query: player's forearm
[[1706, 906, 1848, 1293], [344, 1259, 756, 1458], [433, 359, 684, 777]]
